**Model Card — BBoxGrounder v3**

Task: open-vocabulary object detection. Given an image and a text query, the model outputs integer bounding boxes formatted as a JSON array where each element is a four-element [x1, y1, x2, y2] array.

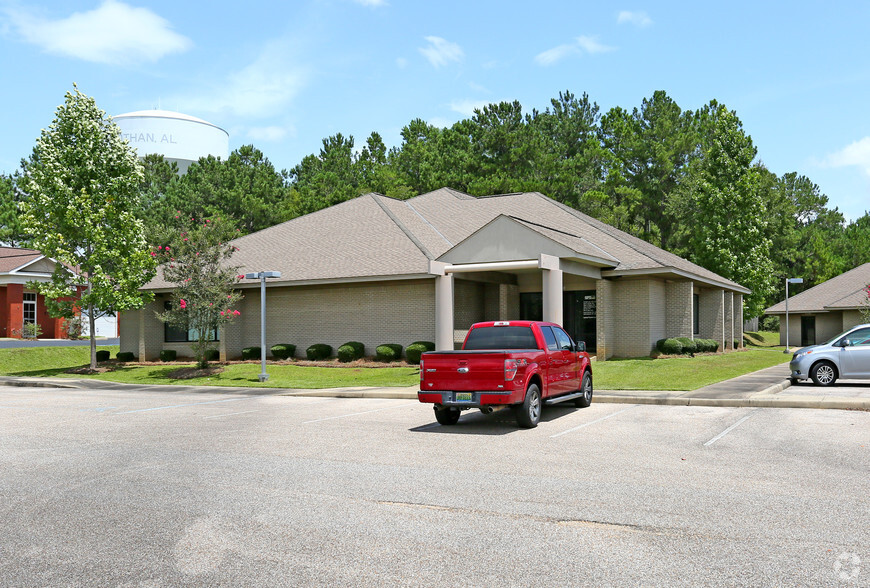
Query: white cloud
[[617, 10, 653, 27], [419, 36, 464, 68], [428, 117, 454, 129], [449, 99, 492, 117], [352, 0, 387, 6], [1, 0, 191, 65], [468, 81, 490, 93], [824, 137, 870, 174], [246, 126, 291, 142], [534, 43, 578, 66], [576, 35, 615, 54], [173, 39, 309, 118], [535, 36, 614, 66]]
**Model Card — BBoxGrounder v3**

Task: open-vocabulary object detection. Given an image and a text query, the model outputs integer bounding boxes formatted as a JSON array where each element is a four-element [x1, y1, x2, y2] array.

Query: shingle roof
[[0, 247, 43, 273], [144, 188, 748, 291], [765, 262, 870, 314]]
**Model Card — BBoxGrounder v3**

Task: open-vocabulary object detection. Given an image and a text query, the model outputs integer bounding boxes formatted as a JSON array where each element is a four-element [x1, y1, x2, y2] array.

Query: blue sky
[[2, 0, 869, 221]]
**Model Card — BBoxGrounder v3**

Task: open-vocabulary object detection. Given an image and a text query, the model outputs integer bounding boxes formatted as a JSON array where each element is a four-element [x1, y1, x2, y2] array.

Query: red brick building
[[0, 247, 77, 339]]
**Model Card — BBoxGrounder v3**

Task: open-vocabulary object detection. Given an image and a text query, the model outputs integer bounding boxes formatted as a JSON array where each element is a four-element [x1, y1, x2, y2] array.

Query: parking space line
[[115, 397, 247, 414], [550, 406, 637, 438], [202, 409, 262, 420], [302, 402, 416, 424], [704, 410, 757, 447]]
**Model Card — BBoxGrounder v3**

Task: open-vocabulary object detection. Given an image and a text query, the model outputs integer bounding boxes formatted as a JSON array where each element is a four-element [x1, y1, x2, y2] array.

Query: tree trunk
[[88, 300, 97, 370]]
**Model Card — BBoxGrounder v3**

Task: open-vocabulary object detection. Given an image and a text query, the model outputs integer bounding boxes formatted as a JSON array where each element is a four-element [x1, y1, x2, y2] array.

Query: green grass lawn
[[85, 362, 420, 389], [743, 331, 782, 347], [0, 345, 119, 377], [593, 347, 790, 391], [2, 343, 788, 391]]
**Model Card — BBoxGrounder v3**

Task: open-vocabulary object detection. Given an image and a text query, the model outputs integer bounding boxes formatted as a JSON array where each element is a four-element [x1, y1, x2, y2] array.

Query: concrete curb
[[0, 378, 79, 389], [593, 394, 870, 410]]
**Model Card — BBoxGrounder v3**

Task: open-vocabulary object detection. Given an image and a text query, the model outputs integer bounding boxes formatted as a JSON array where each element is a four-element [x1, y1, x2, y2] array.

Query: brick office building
[[0, 247, 76, 339], [121, 188, 748, 361]]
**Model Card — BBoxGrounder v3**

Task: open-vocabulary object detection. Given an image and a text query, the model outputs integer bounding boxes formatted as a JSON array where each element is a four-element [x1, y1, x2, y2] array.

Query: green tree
[[680, 102, 774, 318], [137, 153, 180, 244], [19, 85, 156, 369], [173, 145, 293, 235], [600, 91, 697, 249], [0, 173, 24, 246], [155, 216, 243, 368]]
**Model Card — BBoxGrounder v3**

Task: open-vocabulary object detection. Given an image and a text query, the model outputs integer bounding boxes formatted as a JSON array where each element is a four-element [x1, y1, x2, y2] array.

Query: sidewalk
[[2, 364, 869, 410]]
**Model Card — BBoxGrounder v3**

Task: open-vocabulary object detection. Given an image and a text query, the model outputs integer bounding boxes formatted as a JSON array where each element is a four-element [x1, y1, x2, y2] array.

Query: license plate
[[455, 392, 473, 402]]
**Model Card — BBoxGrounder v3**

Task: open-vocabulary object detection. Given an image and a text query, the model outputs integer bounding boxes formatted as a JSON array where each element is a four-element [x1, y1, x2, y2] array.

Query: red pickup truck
[[418, 320, 593, 428]]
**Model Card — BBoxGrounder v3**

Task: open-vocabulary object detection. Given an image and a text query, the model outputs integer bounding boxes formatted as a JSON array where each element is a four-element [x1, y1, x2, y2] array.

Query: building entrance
[[520, 290, 596, 352]]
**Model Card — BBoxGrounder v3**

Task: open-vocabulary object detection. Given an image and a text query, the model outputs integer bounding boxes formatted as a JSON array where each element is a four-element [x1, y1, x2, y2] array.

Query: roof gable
[[765, 262, 870, 313]]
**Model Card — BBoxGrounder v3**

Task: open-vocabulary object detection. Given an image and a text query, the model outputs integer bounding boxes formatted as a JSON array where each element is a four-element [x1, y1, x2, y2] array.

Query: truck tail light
[[504, 359, 519, 381], [420, 359, 424, 382]]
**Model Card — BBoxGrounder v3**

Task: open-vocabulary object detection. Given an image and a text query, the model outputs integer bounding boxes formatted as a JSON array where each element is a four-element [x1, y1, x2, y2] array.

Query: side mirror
[[840, 339, 852, 347], [575, 341, 586, 352]]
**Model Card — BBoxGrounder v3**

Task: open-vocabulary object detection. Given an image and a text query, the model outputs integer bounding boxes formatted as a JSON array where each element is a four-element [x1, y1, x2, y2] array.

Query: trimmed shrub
[[375, 345, 399, 362], [306, 344, 333, 361], [159, 349, 177, 362], [95, 350, 111, 362], [405, 343, 430, 365], [116, 351, 135, 362], [659, 338, 683, 355], [241, 346, 261, 360], [655, 338, 668, 353], [381, 343, 403, 358], [205, 349, 220, 362], [676, 337, 697, 355], [270, 344, 296, 360], [337, 341, 365, 363], [410, 341, 436, 351]]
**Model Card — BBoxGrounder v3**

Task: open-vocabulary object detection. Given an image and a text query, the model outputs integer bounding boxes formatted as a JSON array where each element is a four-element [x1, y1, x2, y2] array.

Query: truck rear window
[[463, 326, 539, 350]]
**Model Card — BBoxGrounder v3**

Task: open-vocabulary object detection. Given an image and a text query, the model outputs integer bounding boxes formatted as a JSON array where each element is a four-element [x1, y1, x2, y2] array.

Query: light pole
[[783, 277, 803, 353], [244, 271, 282, 382]]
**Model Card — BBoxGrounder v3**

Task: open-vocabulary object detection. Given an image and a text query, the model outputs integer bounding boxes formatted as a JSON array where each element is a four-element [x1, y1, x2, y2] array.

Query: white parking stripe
[[202, 409, 262, 419], [704, 410, 757, 446], [550, 406, 637, 438], [302, 402, 416, 424], [115, 397, 247, 414]]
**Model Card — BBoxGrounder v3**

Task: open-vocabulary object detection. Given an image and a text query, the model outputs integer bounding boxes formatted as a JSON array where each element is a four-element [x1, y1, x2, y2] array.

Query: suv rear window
[[464, 326, 539, 350]]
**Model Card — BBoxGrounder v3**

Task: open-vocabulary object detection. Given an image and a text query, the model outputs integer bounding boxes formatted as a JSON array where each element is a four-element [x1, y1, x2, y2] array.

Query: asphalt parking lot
[[1, 385, 867, 586]]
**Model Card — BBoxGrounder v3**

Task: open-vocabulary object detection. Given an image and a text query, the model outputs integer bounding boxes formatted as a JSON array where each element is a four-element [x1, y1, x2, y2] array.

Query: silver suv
[[789, 323, 870, 386]]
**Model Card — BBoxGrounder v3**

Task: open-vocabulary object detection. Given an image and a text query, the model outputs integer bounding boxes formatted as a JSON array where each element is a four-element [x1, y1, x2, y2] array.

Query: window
[[163, 301, 218, 342], [23, 292, 36, 325], [540, 326, 558, 351], [553, 327, 573, 351], [845, 328, 870, 347], [693, 294, 699, 335]]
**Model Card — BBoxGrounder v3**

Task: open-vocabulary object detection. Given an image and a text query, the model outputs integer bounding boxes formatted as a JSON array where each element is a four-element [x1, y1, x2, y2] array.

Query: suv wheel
[[434, 406, 461, 425], [575, 372, 593, 408], [810, 361, 837, 386]]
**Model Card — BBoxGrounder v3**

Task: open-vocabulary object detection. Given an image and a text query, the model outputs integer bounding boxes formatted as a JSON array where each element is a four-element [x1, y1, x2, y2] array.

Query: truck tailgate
[[421, 351, 508, 391]]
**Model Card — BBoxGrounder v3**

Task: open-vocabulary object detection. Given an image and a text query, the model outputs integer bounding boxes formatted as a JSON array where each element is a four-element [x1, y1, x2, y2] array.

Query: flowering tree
[[155, 215, 243, 368], [19, 85, 156, 369]]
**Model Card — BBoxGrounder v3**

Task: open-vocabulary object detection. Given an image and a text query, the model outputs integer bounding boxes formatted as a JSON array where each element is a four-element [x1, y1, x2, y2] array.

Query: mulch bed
[[166, 366, 225, 379]]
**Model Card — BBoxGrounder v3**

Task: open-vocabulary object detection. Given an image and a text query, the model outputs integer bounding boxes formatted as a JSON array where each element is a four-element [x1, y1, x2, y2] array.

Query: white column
[[431, 261, 455, 351], [435, 274, 454, 350], [540, 255, 563, 326]]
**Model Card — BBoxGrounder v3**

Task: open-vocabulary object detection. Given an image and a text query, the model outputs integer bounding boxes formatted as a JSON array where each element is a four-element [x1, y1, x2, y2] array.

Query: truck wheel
[[514, 383, 542, 428], [810, 361, 837, 386], [434, 406, 461, 425], [575, 372, 593, 408]]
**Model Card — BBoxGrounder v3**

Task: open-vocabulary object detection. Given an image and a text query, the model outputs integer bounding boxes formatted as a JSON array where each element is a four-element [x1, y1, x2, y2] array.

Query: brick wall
[[609, 279, 662, 358], [698, 288, 724, 349], [242, 279, 436, 358], [596, 279, 614, 360], [843, 310, 864, 330], [665, 281, 693, 339]]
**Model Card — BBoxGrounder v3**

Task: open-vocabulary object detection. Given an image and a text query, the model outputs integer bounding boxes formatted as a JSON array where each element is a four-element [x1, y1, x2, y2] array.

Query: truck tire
[[575, 372, 593, 408], [514, 383, 542, 428], [434, 406, 461, 425], [810, 361, 837, 386]]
